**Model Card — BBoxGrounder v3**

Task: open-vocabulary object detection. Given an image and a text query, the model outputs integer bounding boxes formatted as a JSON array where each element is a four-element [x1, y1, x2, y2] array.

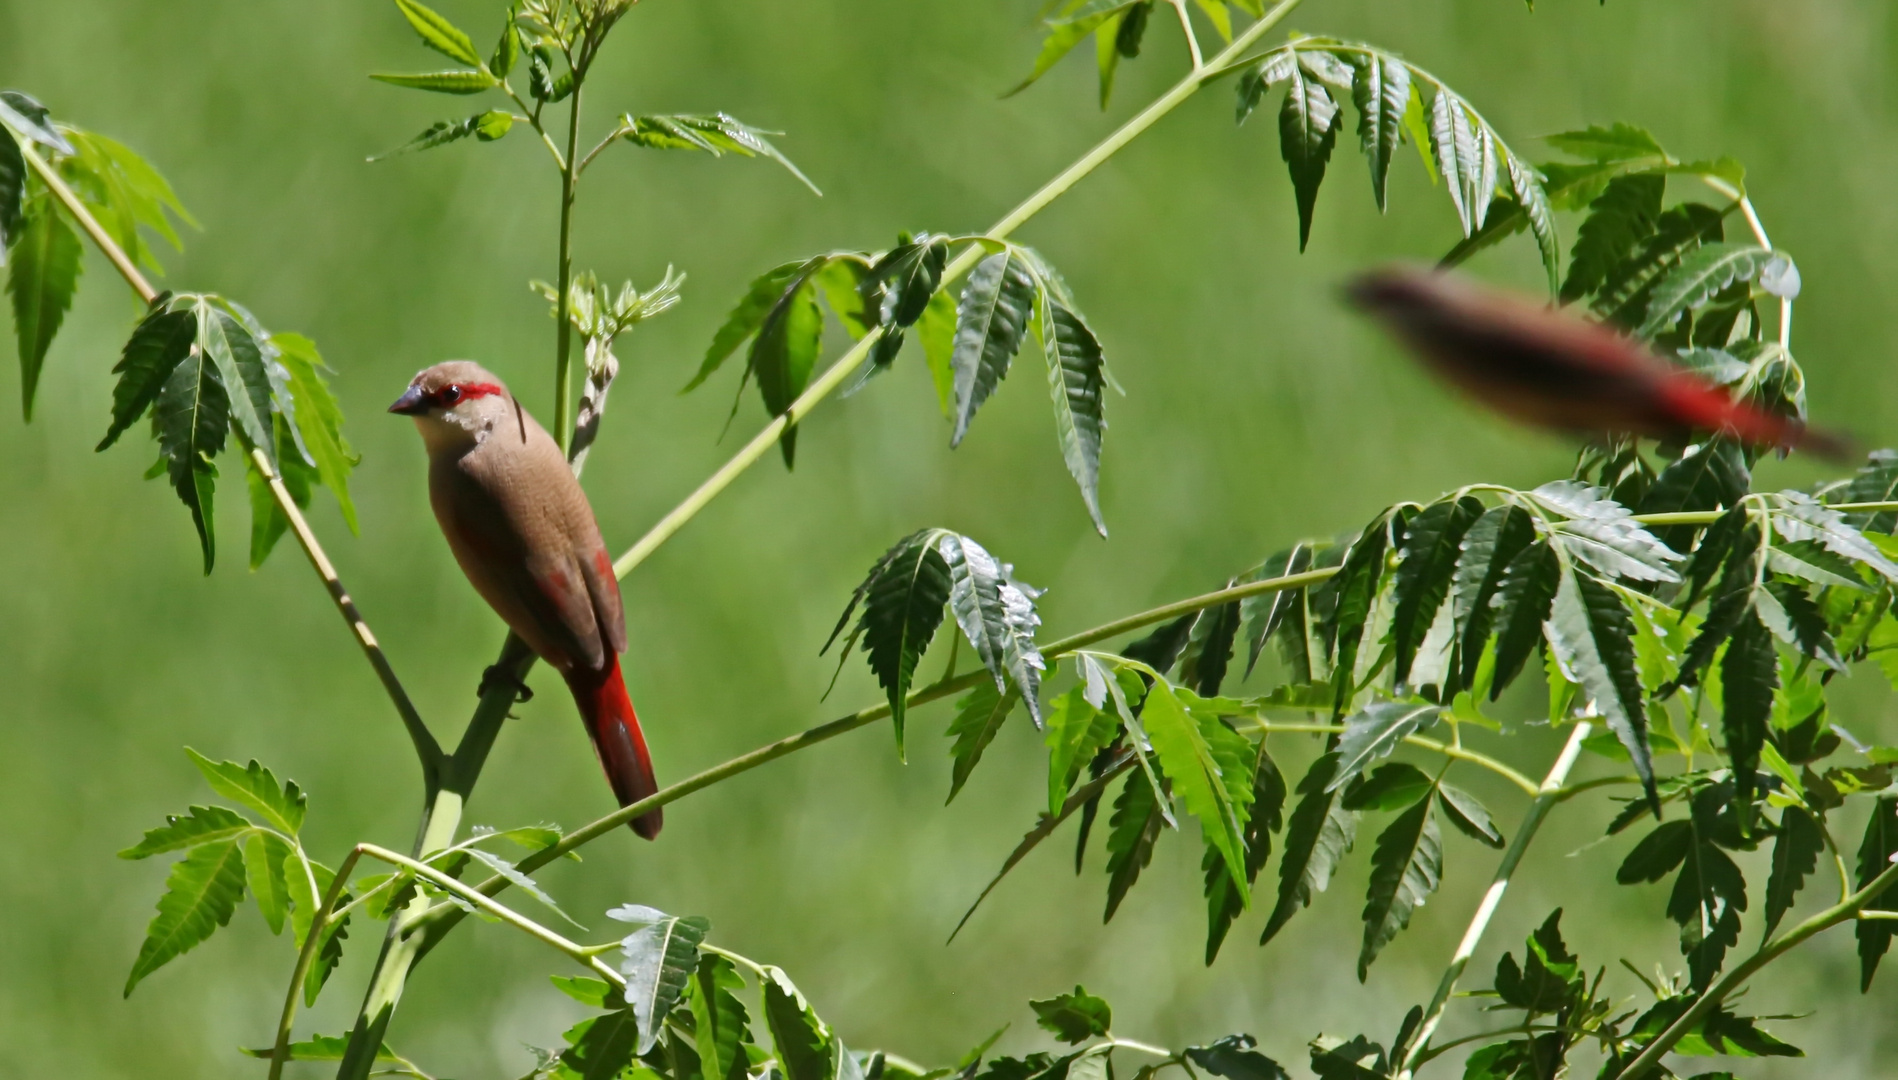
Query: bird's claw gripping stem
[[478, 664, 534, 704]]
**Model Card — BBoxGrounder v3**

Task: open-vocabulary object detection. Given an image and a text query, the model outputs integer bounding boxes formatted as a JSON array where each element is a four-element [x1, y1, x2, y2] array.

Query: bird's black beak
[[388, 385, 430, 415]]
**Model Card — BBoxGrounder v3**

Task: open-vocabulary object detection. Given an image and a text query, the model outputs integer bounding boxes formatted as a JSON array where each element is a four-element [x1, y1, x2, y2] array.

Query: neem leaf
[[1561, 174, 1663, 306], [367, 113, 501, 160], [1504, 150, 1560, 294], [946, 681, 1017, 802], [828, 529, 952, 755], [99, 300, 196, 451], [940, 533, 1045, 725], [688, 259, 808, 392], [871, 233, 949, 331], [1545, 569, 1655, 806], [8, 196, 82, 422], [762, 966, 835, 1080], [1262, 752, 1357, 945], [1594, 202, 1727, 330], [1543, 123, 1668, 162], [1636, 440, 1749, 553], [1487, 541, 1558, 700], [1763, 805, 1823, 941], [750, 266, 826, 467], [950, 249, 1036, 447], [1046, 685, 1119, 816], [185, 749, 306, 835], [1330, 510, 1401, 713], [245, 831, 292, 935], [1835, 449, 1898, 534], [1427, 88, 1478, 236], [1204, 743, 1285, 964], [119, 805, 252, 860], [1341, 763, 1433, 812], [1007, 2, 1117, 98], [1856, 797, 1898, 991], [1390, 496, 1483, 687], [1031, 986, 1112, 1044], [1036, 284, 1109, 536], [1329, 701, 1440, 793], [1720, 610, 1777, 818], [196, 303, 275, 465], [1350, 52, 1409, 212], [392, 0, 483, 66], [1437, 783, 1504, 848], [1279, 64, 1340, 252], [618, 113, 820, 195], [0, 90, 73, 154], [369, 70, 497, 94], [1185, 1035, 1289, 1080], [690, 952, 754, 1080], [558, 1010, 642, 1080], [1358, 788, 1442, 979], [1452, 506, 1535, 691], [124, 837, 247, 995], [272, 333, 358, 530], [154, 330, 228, 575], [1103, 765, 1166, 921], [1142, 682, 1250, 894], [1639, 242, 1778, 339], [0, 124, 22, 252], [608, 905, 711, 1054]]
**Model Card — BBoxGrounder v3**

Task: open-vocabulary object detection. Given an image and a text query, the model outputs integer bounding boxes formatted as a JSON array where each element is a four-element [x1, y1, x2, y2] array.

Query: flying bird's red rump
[[1343, 264, 1850, 460], [393, 361, 662, 838]]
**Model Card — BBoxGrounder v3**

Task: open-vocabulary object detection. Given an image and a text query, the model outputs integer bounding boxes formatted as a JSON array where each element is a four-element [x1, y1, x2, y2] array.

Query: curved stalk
[[268, 848, 364, 1080]]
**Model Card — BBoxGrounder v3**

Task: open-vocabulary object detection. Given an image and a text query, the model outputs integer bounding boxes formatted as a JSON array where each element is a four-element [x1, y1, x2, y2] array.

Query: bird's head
[[1341, 263, 1469, 326], [389, 361, 521, 452]]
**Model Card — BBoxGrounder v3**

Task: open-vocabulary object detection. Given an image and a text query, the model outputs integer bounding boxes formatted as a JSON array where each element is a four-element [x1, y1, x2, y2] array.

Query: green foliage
[[612, 113, 819, 194], [608, 905, 711, 1054], [6, 194, 81, 421], [1029, 986, 1112, 1044]]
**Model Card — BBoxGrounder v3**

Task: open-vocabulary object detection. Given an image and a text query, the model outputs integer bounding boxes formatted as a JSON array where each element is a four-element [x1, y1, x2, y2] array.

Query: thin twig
[[268, 848, 363, 1080]]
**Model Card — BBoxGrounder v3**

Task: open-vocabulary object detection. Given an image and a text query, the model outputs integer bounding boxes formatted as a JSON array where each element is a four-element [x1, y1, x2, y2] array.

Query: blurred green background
[[4, 0, 1897, 1076]]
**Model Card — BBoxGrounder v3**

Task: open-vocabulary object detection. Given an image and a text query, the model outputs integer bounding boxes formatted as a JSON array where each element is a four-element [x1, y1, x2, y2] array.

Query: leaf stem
[[553, 85, 584, 455], [1615, 856, 1898, 1080], [1398, 721, 1595, 1076], [248, 448, 444, 774], [1167, 0, 1204, 70], [1232, 720, 1540, 796], [609, 0, 1306, 580], [268, 848, 363, 1080], [17, 139, 157, 304]]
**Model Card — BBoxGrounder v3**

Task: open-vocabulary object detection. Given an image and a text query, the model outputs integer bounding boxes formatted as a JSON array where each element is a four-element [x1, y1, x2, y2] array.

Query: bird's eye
[[438, 385, 463, 405]]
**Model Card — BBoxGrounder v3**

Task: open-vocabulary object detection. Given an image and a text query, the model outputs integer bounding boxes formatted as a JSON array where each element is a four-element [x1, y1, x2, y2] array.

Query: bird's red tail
[[564, 656, 663, 840]]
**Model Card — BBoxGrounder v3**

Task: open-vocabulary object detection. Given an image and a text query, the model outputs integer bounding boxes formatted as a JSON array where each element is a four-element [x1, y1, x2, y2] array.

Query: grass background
[[2, 0, 1897, 1075]]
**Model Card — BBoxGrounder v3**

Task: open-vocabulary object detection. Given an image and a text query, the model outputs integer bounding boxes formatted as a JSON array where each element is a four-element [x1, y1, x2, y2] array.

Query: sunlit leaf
[[7, 196, 81, 421], [950, 249, 1036, 446], [124, 837, 246, 995], [1031, 985, 1112, 1044], [940, 532, 1046, 725], [185, 749, 306, 835], [1350, 53, 1409, 211], [618, 113, 820, 195], [608, 905, 711, 1054], [119, 805, 252, 860], [762, 966, 835, 1080], [370, 70, 497, 94], [392, 0, 483, 66]]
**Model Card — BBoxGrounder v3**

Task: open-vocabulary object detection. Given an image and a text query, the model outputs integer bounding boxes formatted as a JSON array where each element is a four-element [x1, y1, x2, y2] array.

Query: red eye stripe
[[431, 382, 506, 406]]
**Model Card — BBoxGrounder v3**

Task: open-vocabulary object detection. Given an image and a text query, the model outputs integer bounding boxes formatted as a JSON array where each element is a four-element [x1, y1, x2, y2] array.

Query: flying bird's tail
[[564, 656, 663, 839], [1655, 374, 1855, 463]]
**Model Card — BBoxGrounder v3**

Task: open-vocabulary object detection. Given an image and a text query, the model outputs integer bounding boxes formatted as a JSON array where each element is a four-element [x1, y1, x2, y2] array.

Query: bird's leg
[[478, 664, 535, 709]]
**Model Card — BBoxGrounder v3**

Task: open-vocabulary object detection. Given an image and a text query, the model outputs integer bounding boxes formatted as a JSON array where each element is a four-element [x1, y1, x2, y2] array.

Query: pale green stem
[[269, 848, 364, 1080], [553, 85, 584, 455], [610, 0, 1306, 580], [1233, 719, 1540, 796], [1398, 722, 1595, 1076]]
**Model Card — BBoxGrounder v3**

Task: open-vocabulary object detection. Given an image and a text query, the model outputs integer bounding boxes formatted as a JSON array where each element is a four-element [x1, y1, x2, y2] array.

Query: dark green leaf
[[119, 805, 251, 860], [1856, 797, 1898, 991], [1241, 543, 1320, 677], [941, 533, 1046, 724], [1037, 288, 1109, 536], [618, 113, 820, 195], [1452, 506, 1535, 691], [124, 837, 246, 995], [762, 966, 835, 1080], [1545, 569, 1655, 804], [1341, 763, 1432, 812], [392, 0, 482, 65], [1763, 805, 1823, 941], [185, 749, 306, 835], [1670, 799, 1748, 989], [1279, 65, 1340, 252], [690, 953, 753, 1080], [7, 196, 81, 420], [0, 123, 23, 251], [248, 418, 312, 569], [750, 269, 826, 468], [1180, 597, 1242, 697], [369, 70, 497, 94], [1504, 147, 1559, 293], [1437, 783, 1505, 848], [1350, 52, 1409, 212], [560, 1011, 642, 1080], [1487, 541, 1558, 700], [196, 303, 274, 464], [1637, 440, 1749, 553], [0, 90, 73, 154], [1307, 1035, 1386, 1080], [1640, 243, 1780, 339], [1329, 701, 1440, 793], [1329, 510, 1399, 712], [1835, 449, 1898, 534], [946, 681, 1017, 802], [871, 234, 949, 331], [828, 530, 952, 755], [1261, 752, 1356, 945], [1358, 790, 1441, 978], [1720, 611, 1776, 819], [1765, 539, 1865, 591], [367, 113, 493, 160], [1030, 986, 1112, 1044], [1560, 174, 1662, 305], [1234, 49, 1294, 124], [609, 905, 711, 1055], [1494, 909, 1581, 1011], [950, 250, 1036, 447], [1594, 202, 1726, 330], [1183, 1035, 1287, 1080], [1103, 767, 1165, 921], [688, 260, 807, 392], [1618, 820, 1693, 884], [1391, 496, 1483, 687]]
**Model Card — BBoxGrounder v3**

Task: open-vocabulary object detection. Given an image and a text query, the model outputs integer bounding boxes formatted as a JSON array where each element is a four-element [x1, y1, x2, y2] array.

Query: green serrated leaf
[[1763, 805, 1823, 941], [608, 905, 711, 1055], [1595, 202, 1727, 330], [367, 113, 495, 160], [1452, 506, 1535, 692], [1279, 65, 1340, 252], [1561, 174, 1663, 305], [1720, 610, 1776, 819], [1391, 496, 1483, 688], [1504, 150, 1559, 294], [1350, 52, 1409, 212], [1031, 986, 1113, 1043], [392, 0, 483, 65], [1637, 440, 1749, 553], [690, 952, 753, 1080], [1437, 783, 1504, 848], [762, 966, 834, 1080], [7, 196, 82, 421], [370, 69, 498, 94], [1143, 681, 1249, 895], [618, 113, 820, 195], [940, 533, 1046, 725], [124, 837, 247, 995], [950, 250, 1036, 446], [185, 749, 306, 835], [1358, 789, 1441, 979], [1856, 797, 1898, 990], [119, 805, 252, 860], [1546, 569, 1655, 805], [1329, 701, 1440, 793], [1034, 285, 1109, 536], [1262, 752, 1357, 945], [1046, 685, 1118, 816], [946, 681, 1017, 802], [1640, 243, 1780, 339], [1205, 743, 1285, 964], [1103, 764, 1166, 921], [751, 269, 826, 468], [1342, 763, 1433, 812], [1488, 541, 1558, 700], [1544, 123, 1668, 163], [271, 333, 359, 531], [828, 530, 952, 756]]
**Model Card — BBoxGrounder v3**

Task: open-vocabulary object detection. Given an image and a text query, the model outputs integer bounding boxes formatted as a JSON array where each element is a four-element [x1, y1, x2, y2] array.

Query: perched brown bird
[[391, 362, 661, 839], [1344, 264, 1849, 459]]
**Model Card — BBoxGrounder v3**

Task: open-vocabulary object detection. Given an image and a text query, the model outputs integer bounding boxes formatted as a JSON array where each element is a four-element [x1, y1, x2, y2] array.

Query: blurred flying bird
[[392, 362, 662, 839], [1344, 264, 1850, 460]]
